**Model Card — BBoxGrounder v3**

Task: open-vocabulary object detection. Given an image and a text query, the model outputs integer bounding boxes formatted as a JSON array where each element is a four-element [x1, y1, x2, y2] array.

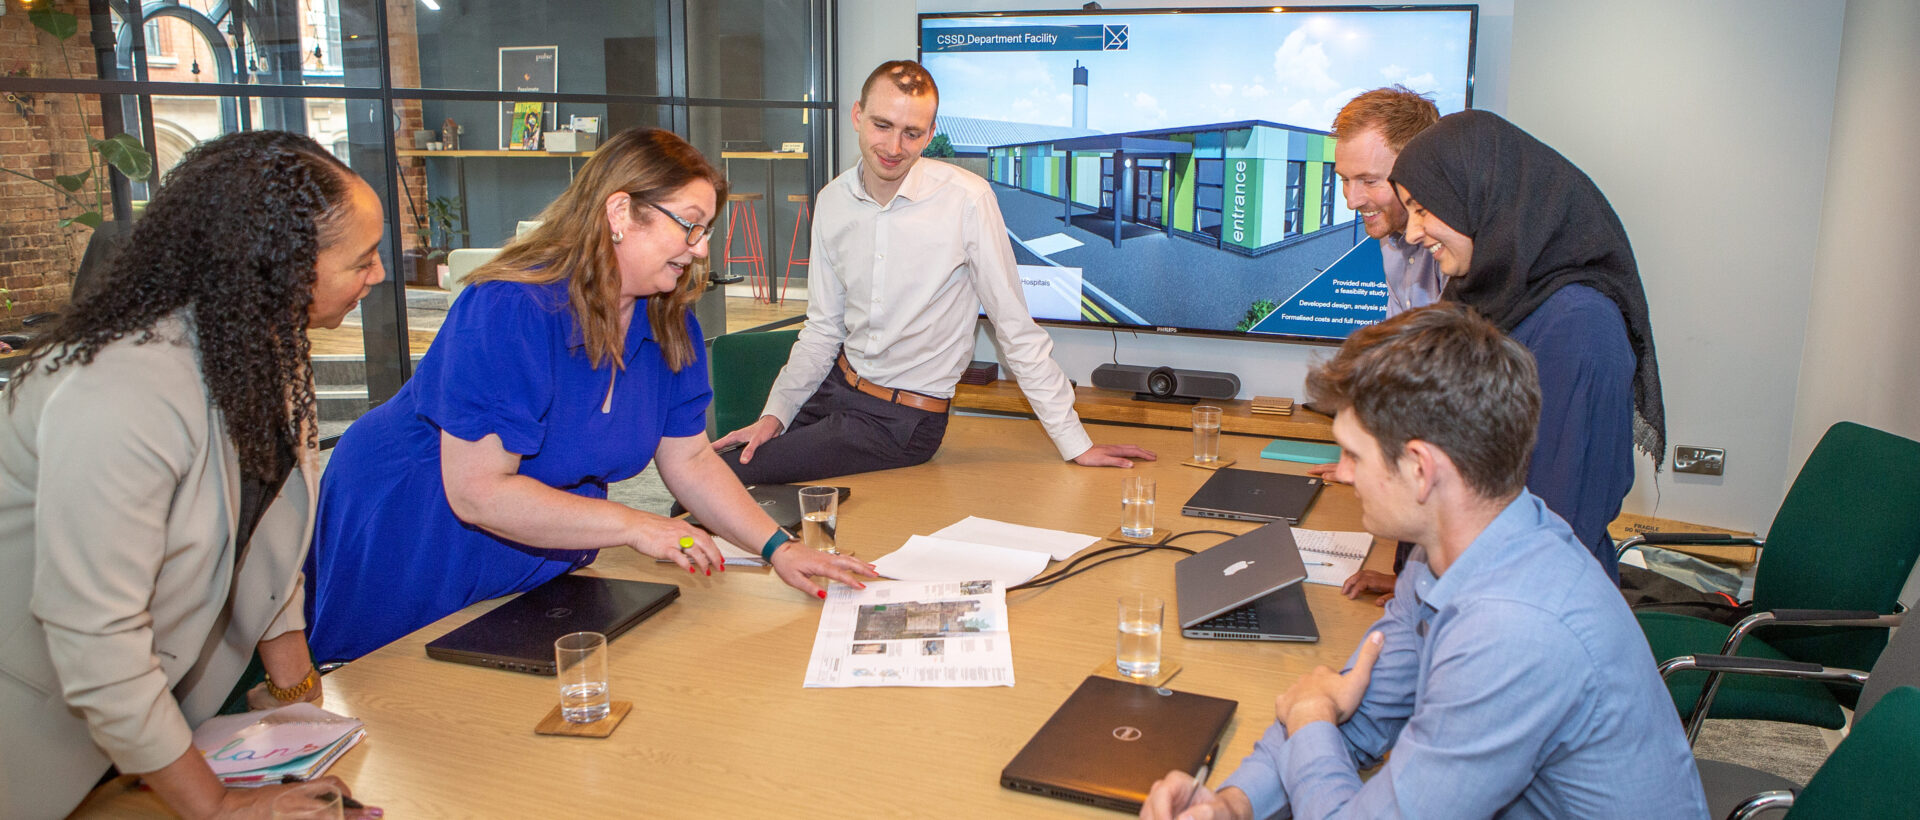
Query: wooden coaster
[[1181, 457, 1237, 470], [1093, 658, 1182, 688], [535, 701, 632, 738], [1106, 527, 1163, 545]]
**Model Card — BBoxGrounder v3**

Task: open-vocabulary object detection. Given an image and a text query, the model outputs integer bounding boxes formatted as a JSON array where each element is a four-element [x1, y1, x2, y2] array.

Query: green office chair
[[1663, 613, 1918, 818], [1764, 684, 1920, 819], [708, 328, 802, 435], [1636, 422, 1920, 743]]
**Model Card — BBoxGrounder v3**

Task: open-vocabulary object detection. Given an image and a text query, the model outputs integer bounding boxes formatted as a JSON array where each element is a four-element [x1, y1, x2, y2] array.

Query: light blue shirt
[[1218, 491, 1706, 819], [1380, 233, 1444, 318]]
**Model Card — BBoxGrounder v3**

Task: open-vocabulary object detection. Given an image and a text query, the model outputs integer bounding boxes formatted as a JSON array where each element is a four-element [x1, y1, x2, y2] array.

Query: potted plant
[[412, 196, 465, 287]]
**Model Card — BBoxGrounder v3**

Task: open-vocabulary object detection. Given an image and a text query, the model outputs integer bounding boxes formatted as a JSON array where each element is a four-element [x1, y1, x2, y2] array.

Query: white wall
[[1505, 0, 1845, 532], [837, 0, 1854, 534], [1788, 0, 1920, 472]]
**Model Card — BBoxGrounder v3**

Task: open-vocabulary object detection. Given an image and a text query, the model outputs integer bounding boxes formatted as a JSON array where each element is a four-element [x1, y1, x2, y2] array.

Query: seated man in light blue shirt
[[1141, 303, 1705, 820]]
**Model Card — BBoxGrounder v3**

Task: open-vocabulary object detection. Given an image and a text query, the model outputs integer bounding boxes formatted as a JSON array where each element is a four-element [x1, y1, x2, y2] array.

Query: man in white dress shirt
[[713, 60, 1154, 483]]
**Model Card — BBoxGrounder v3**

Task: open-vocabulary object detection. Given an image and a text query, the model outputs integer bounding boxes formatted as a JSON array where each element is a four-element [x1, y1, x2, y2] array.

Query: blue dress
[[305, 280, 711, 663], [1509, 284, 1636, 584]]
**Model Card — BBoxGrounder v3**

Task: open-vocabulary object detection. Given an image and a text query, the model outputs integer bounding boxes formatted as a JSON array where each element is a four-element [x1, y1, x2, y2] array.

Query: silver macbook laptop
[[1001, 676, 1237, 813], [424, 574, 679, 675], [1181, 468, 1323, 524], [1176, 523, 1319, 642]]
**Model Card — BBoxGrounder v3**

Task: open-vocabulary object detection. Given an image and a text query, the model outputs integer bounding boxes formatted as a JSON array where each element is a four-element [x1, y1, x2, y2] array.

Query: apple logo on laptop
[[545, 607, 573, 619], [1223, 560, 1255, 576]]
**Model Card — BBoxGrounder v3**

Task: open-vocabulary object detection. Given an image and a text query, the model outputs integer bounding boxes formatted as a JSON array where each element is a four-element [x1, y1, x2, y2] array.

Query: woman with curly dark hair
[[0, 130, 382, 819], [304, 127, 875, 664]]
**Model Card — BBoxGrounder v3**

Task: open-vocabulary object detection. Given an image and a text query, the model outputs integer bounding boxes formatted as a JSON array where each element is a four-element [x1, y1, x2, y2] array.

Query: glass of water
[[1120, 476, 1156, 539], [799, 485, 846, 557], [1116, 593, 1164, 680], [1192, 405, 1222, 464], [555, 631, 610, 723], [270, 785, 344, 820]]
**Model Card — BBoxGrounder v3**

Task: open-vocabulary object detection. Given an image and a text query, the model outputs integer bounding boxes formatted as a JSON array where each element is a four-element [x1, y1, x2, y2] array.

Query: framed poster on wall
[[498, 45, 558, 149]]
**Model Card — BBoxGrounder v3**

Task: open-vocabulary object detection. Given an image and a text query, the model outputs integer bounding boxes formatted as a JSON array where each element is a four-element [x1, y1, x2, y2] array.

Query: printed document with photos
[[804, 579, 1014, 688]]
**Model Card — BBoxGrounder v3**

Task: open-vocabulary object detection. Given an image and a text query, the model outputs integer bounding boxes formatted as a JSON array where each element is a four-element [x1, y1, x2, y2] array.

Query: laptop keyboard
[[1194, 605, 1261, 632]]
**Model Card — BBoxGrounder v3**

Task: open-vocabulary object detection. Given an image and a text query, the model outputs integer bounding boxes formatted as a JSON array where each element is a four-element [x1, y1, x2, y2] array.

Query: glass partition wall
[[0, 0, 835, 443]]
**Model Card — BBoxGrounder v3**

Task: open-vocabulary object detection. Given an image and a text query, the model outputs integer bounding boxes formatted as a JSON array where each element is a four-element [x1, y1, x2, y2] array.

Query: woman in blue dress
[[306, 128, 875, 663], [1385, 110, 1666, 585]]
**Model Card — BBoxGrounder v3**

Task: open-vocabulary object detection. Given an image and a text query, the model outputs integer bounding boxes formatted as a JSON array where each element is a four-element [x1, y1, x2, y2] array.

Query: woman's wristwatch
[[266, 665, 321, 703]]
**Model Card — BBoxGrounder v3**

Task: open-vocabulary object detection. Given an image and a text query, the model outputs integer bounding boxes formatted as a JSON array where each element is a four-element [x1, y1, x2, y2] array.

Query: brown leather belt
[[836, 353, 951, 414]]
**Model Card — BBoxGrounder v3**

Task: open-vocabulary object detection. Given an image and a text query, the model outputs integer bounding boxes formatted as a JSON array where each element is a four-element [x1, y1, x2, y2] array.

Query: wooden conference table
[[75, 416, 1392, 818]]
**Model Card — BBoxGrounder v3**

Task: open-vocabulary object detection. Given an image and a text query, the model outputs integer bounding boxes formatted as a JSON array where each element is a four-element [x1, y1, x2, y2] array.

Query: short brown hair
[[1332, 86, 1440, 154], [860, 60, 939, 106], [1306, 303, 1540, 499], [468, 128, 727, 372]]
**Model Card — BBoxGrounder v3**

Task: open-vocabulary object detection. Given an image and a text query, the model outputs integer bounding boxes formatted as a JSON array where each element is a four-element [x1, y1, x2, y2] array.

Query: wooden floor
[[305, 295, 806, 358]]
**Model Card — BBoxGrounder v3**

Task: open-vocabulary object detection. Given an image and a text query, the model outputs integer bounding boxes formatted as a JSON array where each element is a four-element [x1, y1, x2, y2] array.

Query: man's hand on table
[[1139, 772, 1253, 820], [1072, 443, 1159, 468], [1275, 631, 1385, 734], [711, 415, 783, 463]]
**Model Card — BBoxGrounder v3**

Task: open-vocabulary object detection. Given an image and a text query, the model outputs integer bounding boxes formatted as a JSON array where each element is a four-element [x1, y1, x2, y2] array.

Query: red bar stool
[[780, 194, 811, 305], [722, 192, 767, 301]]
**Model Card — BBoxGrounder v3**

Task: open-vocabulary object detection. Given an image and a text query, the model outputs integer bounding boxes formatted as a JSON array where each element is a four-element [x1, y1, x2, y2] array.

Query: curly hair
[[467, 127, 726, 372], [12, 130, 360, 481]]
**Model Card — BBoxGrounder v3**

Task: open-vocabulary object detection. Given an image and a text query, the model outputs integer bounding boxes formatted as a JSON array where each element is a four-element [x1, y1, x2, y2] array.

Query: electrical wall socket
[[1673, 446, 1726, 476]]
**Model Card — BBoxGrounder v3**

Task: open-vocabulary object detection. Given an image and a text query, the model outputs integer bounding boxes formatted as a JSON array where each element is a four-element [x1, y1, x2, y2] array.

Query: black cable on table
[[1008, 529, 1240, 591]]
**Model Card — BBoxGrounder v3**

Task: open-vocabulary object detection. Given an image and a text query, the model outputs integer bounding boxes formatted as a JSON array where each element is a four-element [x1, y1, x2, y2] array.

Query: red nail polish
[[688, 565, 696, 574], [816, 589, 827, 599], [705, 568, 711, 576]]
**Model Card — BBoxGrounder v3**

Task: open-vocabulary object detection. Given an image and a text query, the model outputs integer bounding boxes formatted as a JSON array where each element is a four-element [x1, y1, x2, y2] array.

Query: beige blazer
[[0, 315, 318, 820]]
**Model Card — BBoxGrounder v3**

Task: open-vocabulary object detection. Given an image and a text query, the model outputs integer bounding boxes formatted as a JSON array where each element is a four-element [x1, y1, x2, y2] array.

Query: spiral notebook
[[1290, 527, 1373, 586]]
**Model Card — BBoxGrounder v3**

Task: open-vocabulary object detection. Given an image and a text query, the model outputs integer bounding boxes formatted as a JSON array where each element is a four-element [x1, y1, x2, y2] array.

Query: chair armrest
[[1617, 532, 1764, 560], [19, 311, 59, 328], [1727, 789, 1795, 820], [1718, 611, 1903, 656], [1660, 654, 1868, 687]]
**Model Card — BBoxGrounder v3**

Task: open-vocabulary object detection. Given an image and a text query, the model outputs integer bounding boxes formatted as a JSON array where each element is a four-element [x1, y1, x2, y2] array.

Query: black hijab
[[1389, 110, 1666, 467]]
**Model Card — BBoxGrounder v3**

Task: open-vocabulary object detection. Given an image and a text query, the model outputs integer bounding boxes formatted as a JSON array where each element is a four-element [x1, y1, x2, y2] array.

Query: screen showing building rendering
[[920, 6, 1476, 341]]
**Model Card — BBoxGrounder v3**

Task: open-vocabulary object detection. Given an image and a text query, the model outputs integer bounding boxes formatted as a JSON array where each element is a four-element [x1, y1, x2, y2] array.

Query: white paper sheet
[[931, 516, 1100, 561], [804, 579, 1014, 688], [871, 535, 1051, 586], [1291, 527, 1374, 586]]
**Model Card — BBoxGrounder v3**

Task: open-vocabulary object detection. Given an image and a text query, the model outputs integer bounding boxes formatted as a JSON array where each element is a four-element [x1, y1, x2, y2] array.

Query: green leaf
[[29, 8, 79, 41], [69, 211, 105, 229], [97, 134, 154, 181], [54, 171, 89, 192]]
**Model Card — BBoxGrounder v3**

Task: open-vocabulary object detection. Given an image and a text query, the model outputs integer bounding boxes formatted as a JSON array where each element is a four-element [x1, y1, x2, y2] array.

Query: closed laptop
[[1176, 523, 1319, 642], [1181, 468, 1323, 524], [424, 574, 679, 675], [1001, 676, 1237, 813], [673, 483, 850, 531]]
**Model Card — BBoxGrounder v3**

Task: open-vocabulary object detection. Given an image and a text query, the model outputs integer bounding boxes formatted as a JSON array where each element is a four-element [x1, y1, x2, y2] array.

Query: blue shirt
[[304, 280, 712, 662], [1219, 491, 1706, 819], [1509, 284, 1636, 583], [1380, 234, 1444, 319]]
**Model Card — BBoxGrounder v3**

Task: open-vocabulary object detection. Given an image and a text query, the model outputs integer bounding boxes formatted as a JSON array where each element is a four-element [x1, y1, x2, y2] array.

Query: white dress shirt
[[761, 158, 1094, 460]]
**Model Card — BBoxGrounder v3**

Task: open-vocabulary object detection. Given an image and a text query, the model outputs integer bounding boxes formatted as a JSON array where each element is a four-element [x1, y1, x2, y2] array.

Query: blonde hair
[[466, 128, 727, 371]]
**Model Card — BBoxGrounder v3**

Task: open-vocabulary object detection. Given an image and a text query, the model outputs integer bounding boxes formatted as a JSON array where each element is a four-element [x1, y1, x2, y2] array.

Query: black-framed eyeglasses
[[647, 202, 716, 246]]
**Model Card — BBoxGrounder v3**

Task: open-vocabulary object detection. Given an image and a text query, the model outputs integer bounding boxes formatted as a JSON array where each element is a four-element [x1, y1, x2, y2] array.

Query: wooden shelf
[[396, 149, 595, 158], [953, 380, 1335, 442]]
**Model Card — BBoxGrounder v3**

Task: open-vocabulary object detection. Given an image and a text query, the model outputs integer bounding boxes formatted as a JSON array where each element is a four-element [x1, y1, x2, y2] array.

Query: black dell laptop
[[1181, 468, 1323, 524], [1002, 676, 1237, 813], [671, 483, 850, 530], [424, 574, 679, 675]]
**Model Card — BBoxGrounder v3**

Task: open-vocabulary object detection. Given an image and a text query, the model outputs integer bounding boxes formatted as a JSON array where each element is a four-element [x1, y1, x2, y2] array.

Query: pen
[[279, 776, 364, 810], [1305, 560, 1335, 567]]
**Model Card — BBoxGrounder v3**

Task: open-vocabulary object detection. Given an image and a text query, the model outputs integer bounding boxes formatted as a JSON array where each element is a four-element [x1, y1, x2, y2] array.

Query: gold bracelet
[[266, 666, 320, 703]]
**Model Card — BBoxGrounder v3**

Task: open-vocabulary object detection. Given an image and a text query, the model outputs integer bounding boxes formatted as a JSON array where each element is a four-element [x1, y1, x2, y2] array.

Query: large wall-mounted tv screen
[[920, 6, 1476, 342]]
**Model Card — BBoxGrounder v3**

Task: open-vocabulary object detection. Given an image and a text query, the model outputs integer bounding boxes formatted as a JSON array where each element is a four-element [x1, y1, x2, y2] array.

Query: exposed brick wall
[[0, 0, 105, 331]]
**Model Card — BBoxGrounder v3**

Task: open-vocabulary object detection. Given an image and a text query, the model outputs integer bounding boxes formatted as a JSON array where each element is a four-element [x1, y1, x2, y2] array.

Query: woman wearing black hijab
[[1388, 109, 1666, 584]]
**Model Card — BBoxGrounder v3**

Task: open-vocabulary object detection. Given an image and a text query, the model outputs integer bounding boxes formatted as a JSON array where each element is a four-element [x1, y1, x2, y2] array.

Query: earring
[[611, 229, 623, 244]]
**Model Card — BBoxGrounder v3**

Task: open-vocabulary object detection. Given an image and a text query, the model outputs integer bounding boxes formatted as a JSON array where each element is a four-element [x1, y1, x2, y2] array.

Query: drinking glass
[[1116, 593, 1164, 679], [270, 786, 344, 820], [1120, 476, 1155, 539], [1192, 405, 1222, 463], [799, 485, 846, 557], [555, 631, 610, 723]]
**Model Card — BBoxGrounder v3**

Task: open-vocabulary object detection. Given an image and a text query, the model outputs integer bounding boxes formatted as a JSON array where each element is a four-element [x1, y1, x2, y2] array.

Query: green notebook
[[1260, 439, 1341, 465]]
